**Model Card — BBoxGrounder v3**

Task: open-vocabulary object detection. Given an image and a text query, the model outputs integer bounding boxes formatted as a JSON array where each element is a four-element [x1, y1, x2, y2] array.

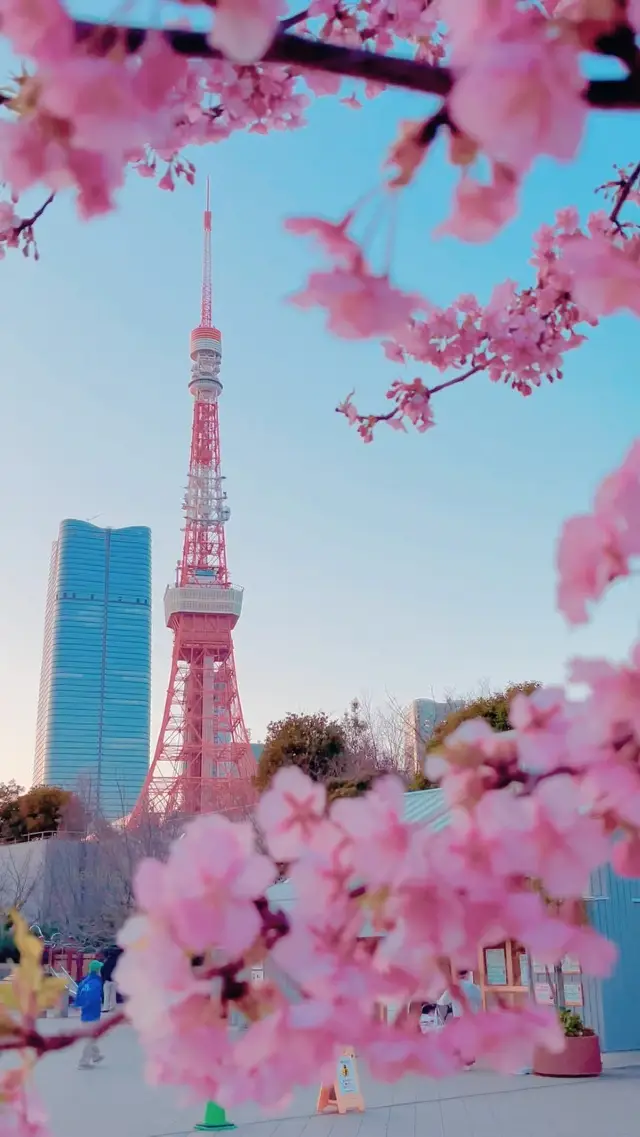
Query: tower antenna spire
[[201, 176, 212, 328]]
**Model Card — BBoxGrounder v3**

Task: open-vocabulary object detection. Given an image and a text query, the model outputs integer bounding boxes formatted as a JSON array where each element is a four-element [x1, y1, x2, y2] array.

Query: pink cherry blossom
[[612, 834, 640, 877], [284, 214, 359, 263], [290, 263, 425, 340], [560, 233, 640, 319], [437, 165, 519, 242], [449, 16, 587, 174], [209, 0, 283, 64], [509, 687, 574, 774], [556, 513, 628, 624], [386, 378, 435, 432], [132, 813, 276, 958], [556, 438, 640, 623], [256, 765, 327, 861], [0, 0, 73, 63], [331, 775, 410, 886], [438, 0, 516, 63]]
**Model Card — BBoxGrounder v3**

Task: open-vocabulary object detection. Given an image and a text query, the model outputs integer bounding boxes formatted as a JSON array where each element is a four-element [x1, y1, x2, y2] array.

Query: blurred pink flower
[[257, 766, 327, 861], [290, 264, 425, 340], [437, 166, 518, 242], [209, 0, 283, 64], [450, 20, 586, 173], [556, 513, 628, 624], [561, 233, 640, 318], [284, 214, 359, 263]]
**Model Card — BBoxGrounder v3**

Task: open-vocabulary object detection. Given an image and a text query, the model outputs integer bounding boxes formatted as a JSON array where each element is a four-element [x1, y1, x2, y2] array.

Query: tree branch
[[610, 160, 640, 227], [71, 21, 640, 108], [0, 1011, 126, 1056], [75, 22, 454, 98], [8, 193, 55, 239]]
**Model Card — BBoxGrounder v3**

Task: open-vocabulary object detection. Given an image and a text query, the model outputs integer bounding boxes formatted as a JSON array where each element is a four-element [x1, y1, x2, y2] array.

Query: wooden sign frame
[[317, 1047, 365, 1115]]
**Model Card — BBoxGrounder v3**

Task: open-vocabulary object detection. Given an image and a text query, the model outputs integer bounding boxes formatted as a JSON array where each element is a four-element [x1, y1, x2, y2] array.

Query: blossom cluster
[[323, 169, 639, 439], [115, 440, 640, 1108], [0, 0, 639, 242]]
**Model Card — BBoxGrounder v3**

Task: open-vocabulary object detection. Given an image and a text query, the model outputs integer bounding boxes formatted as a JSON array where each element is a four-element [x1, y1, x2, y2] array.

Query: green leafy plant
[[559, 1009, 594, 1038]]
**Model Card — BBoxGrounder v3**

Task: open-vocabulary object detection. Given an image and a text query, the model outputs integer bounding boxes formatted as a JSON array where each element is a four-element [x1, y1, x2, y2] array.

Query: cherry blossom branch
[[609, 160, 640, 228], [70, 21, 640, 109], [428, 366, 483, 397], [339, 158, 638, 439], [0, 1011, 126, 1056], [1, 193, 56, 259], [9, 193, 55, 237]]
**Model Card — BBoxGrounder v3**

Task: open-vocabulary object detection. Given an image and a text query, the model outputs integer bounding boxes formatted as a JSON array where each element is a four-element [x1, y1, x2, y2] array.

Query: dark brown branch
[[74, 22, 454, 98], [9, 193, 55, 238], [71, 20, 640, 108], [0, 1011, 126, 1056], [610, 160, 640, 227], [281, 8, 310, 30], [429, 366, 483, 397]]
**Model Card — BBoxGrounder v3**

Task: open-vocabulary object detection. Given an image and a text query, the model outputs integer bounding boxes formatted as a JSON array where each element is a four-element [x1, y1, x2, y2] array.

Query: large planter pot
[[533, 1033, 602, 1078]]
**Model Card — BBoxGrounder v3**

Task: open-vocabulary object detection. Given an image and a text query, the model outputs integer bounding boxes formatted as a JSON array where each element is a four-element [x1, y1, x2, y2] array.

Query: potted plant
[[533, 1008, 602, 1078]]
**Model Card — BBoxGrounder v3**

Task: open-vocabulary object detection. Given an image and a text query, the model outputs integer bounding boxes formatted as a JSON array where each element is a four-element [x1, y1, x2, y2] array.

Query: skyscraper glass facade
[[33, 520, 151, 820]]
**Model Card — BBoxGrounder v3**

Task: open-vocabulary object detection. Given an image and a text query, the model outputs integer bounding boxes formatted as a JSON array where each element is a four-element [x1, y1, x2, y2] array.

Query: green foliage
[[255, 712, 348, 793], [410, 683, 540, 791], [325, 775, 376, 803], [0, 784, 81, 842], [559, 1008, 593, 1037]]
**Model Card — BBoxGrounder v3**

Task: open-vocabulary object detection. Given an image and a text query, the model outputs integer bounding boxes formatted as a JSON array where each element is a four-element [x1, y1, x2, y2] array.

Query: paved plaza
[[31, 1022, 640, 1137]]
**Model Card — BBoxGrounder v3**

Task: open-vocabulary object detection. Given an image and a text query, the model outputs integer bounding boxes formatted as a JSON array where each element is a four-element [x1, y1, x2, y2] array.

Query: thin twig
[[9, 193, 55, 238], [429, 366, 483, 397], [610, 160, 640, 228]]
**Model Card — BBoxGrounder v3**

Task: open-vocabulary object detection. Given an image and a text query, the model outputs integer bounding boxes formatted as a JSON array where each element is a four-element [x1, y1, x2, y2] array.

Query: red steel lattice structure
[[134, 182, 256, 822]]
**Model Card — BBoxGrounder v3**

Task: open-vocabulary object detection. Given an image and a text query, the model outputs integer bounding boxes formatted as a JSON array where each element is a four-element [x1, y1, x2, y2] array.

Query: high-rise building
[[403, 697, 464, 775], [33, 519, 152, 820], [134, 181, 256, 822]]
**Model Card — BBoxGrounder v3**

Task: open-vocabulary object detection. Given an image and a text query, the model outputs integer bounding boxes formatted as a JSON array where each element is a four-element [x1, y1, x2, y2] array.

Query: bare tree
[[0, 841, 46, 919], [340, 697, 408, 778], [39, 780, 182, 946]]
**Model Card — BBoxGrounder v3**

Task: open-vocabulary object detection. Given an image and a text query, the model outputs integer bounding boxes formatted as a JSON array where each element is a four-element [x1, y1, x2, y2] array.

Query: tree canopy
[[410, 683, 540, 791], [0, 784, 81, 843], [255, 711, 348, 793]]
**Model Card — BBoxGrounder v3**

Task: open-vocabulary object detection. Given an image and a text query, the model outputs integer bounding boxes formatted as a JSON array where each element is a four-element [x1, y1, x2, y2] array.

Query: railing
[[0, 830, 89, 845]]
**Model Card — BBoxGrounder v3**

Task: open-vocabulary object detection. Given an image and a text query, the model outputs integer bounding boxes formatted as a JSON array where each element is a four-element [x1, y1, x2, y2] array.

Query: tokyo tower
[[134, 182, 256, 822]]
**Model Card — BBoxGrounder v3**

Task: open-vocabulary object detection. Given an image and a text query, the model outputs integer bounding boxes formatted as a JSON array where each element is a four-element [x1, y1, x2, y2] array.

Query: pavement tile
[[30, 1022, 640, 1137]]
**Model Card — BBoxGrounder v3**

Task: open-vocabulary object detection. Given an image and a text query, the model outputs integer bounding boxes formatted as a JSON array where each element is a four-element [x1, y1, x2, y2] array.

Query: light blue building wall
[[33, 520, 151, 820]]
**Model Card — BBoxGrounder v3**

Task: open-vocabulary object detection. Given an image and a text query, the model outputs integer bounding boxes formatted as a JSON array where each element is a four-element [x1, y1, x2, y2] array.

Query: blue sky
[[1, 53, 639, 789]]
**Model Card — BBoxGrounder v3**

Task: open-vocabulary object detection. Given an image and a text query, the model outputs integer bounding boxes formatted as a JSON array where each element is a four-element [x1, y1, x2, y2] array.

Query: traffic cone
[[194, 1101, 236, 1132]]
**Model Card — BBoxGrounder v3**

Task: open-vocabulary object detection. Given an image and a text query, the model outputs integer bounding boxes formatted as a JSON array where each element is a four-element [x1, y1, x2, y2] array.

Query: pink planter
[[533, 1033, 602, 1078]]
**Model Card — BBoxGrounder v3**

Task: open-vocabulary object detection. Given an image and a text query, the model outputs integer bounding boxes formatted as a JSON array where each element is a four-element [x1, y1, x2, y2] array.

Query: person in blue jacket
[[74, 959, 105, 1069]]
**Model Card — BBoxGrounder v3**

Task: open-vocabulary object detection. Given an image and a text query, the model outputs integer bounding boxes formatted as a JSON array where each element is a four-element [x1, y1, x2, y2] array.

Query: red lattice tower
[[134, 181, 256, 822]]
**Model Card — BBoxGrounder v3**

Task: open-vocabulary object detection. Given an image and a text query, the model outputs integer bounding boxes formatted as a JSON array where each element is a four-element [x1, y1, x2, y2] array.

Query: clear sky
[[1, 50, 639, 790]]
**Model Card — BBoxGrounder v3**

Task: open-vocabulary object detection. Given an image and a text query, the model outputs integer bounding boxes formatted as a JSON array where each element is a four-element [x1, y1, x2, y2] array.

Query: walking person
[[74, 960, 105, 1069], [437, 970, 483, 1068], [101, 945, 122, 1013]]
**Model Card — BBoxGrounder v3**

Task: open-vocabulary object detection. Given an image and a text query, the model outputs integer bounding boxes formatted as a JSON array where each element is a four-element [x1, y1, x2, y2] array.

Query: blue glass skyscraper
[[33, 520, 151, 820]]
